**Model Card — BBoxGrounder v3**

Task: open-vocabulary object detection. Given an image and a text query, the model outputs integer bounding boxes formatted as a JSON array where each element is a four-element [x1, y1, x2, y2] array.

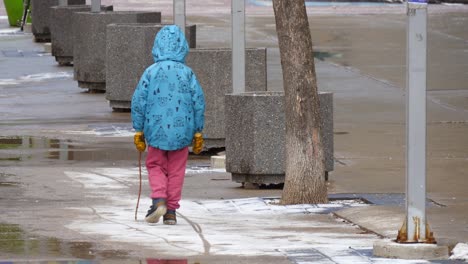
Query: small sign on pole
[[58, 0, 67, 6]]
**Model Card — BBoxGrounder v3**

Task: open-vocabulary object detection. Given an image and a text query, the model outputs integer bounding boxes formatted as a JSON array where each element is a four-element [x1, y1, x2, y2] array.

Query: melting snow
[[0, 72, 72, 86], [62, 167, 432, 263], [450, 243, 468, 261]]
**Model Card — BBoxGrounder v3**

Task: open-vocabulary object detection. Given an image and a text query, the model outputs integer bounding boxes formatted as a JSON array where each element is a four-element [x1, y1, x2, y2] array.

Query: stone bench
[[31, 0, 85, 42], [73, 11, 161, 91], [50, 5, 113, 66], [225, 91, 334, 185]]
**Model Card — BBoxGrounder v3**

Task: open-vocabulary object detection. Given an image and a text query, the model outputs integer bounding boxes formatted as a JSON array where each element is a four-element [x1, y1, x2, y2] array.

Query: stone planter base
[[232, 174, 285, 185], [50, 5, 113, 66], [73, 11, 161, 91], [78, 81, 106, 91], [225, 91, 334, 185], [31, 0, 85, 42]]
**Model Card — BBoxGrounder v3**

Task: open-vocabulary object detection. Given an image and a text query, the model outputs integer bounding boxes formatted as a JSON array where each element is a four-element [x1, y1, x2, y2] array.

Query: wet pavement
[[0, 0, 468, 263]]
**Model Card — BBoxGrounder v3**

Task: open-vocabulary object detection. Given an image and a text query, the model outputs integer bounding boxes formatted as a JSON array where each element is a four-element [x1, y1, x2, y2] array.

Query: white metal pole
[[58, 0, 68, 6], [400, 0, 432, 243], [91, 0, 100, 13], [231, 0, 245, 94], [174, 0, 186, 33]]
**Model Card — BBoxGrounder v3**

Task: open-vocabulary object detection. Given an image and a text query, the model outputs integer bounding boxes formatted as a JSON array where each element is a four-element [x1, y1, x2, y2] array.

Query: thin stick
[[135, 151, 142, 221]]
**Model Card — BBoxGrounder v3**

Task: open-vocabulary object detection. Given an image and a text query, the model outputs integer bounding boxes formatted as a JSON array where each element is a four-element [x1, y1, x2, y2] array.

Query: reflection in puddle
[[0, 224, 189, 264], [0, 223, 129, 261], [0, 260, 188, 264], [0, 173, 19, 188], [0, 136, 135, 162]]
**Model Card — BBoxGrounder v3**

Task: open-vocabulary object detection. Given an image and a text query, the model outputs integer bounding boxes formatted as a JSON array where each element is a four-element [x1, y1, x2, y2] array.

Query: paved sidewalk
[[0, 3, 467, 262]]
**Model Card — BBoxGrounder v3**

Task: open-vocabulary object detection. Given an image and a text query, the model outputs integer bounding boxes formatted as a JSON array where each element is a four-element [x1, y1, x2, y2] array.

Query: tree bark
[[272, 0, 328, 204]]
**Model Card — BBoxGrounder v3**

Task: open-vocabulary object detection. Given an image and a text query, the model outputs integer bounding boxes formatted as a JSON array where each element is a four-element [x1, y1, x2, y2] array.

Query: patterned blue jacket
[[131, 25, 205, 151]]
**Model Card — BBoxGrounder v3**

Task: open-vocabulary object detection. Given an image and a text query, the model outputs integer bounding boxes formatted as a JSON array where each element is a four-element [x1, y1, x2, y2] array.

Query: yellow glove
[[134, 132, 146, 152], [192, 132, 204, 154]]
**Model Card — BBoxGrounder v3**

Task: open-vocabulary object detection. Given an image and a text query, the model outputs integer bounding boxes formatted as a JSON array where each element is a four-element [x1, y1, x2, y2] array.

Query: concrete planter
[[186, 49, 267, 147], [73, 11, 161, 91], [106, 23, 197, 109], [225, 91, 334, 185], [106, 46, 267, 148], [50, 5, 113, 66], [31, 0, 85, 42]]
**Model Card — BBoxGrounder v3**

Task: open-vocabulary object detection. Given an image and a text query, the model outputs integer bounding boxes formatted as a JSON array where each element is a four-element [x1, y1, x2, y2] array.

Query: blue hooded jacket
[[131, 25, 205, 151]]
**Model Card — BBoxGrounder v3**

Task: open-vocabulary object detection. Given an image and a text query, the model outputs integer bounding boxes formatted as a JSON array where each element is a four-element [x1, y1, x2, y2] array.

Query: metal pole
[[174, 0, 186, 33], [231, 0, 246, 94], [91, 0, 100, 13], [58, 0, 67, 6], [397, 0, 435, 244]]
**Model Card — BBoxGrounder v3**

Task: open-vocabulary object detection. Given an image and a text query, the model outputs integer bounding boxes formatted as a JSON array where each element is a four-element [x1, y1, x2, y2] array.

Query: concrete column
[[231, 0, 245, 94], [58, 0, 67, 6], [173, 0, 186, 33]]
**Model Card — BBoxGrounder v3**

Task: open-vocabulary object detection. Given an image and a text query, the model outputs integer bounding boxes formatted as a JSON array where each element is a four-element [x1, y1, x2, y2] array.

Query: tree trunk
[[272, 0, 328, 204]]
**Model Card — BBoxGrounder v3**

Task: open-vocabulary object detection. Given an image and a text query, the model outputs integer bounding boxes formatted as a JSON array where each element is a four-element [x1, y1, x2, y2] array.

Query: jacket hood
[[152, 25, 189, 63]]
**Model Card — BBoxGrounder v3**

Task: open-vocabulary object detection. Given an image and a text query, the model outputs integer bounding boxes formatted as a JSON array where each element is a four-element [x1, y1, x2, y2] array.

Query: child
[[131, 25, 205, 225]]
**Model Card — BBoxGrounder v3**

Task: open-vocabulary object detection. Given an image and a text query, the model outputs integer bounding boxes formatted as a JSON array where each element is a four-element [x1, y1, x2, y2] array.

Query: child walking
[[131, 25, 205, 225]]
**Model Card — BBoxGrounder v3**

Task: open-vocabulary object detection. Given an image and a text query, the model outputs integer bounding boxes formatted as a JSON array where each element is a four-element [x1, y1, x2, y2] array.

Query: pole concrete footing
[[373, 240, 449, 260]]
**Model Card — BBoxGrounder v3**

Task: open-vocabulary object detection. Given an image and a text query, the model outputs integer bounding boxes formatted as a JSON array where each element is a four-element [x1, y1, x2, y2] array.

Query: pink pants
[[146, 146, 189, 210]]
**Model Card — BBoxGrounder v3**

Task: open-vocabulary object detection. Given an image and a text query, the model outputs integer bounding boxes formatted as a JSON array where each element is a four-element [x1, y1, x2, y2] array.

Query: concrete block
[[43, 43, 52, 53], [73, 11, 161, 91], [373, 240, 449, 260], [23, 23, 32, 33], [225, 91, 334, 185], [106, 23, 197, 108], [106, 45, 267, 148], [50, 5, 113, 66], [211, 155, 226, 169], [186, 49, 267, 147], [31, 0, 85, 42]]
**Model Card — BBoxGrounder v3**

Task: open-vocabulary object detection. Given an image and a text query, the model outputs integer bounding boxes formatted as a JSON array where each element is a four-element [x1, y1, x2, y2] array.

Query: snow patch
[[186, 166, 226, 174], [61, 167, 431, 262], [450, 243, 468, 261], [63, 125, 134, 137], [0, 28, 23, 35], [0, 72, 72, 86]]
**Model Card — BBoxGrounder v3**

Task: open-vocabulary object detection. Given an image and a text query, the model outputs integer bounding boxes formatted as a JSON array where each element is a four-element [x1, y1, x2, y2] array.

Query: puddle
[[0, 182, 19, 187], [0, 223, 129, 261], [0, 136, 135, 162], [0, 172, 20, 188], [314, 51, 342, 61], [0, 223, 191, 262], [0, 260, 188, 264]]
